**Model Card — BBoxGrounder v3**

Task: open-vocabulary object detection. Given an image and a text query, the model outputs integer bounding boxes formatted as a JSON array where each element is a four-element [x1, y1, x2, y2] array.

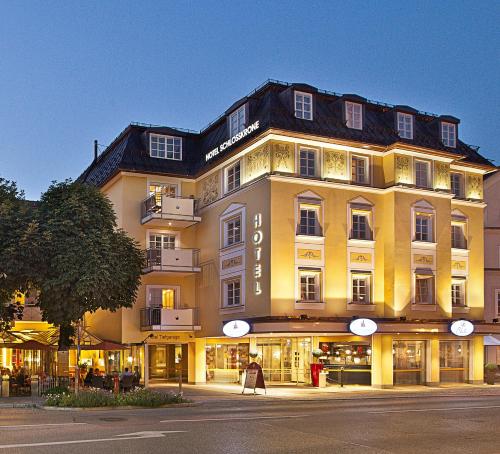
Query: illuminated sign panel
[[349, 318, 378, 336], [253, 213, 263, 295], [450, 320, 474, 337], [223, 320, 250, 338], [205, 121, 260, 162]]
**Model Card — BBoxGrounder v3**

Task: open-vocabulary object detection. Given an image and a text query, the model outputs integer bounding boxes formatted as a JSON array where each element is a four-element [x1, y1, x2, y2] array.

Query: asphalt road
[[1, 394, 500, 453]]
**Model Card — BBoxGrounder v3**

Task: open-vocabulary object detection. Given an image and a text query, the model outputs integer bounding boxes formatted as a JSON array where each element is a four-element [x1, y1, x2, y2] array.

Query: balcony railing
[[141, 194, 201, 227], [140, 307, 200, 331], [144, 248, 201, 273]]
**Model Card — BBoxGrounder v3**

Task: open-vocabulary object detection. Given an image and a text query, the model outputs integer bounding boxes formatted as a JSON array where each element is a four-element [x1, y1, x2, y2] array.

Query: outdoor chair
[[90, 376, 104, 388], [120, 375, 134, 392]]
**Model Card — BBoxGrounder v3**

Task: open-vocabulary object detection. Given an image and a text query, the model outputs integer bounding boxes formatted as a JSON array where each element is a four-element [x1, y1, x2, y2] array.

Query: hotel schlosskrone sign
[[205, 121, 260, 162]]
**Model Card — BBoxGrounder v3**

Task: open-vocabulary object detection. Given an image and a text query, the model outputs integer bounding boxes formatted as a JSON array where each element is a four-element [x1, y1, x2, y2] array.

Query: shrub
[[41, 385, 69, 396], [485, 363, 498, 371]]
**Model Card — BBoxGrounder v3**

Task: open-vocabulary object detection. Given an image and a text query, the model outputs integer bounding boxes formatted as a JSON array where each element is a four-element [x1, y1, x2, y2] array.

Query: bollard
[[113, 373, 120, 395], [1, 375, 9, 398], [31, 375, 39, 397], [339, 367, 344, 388]]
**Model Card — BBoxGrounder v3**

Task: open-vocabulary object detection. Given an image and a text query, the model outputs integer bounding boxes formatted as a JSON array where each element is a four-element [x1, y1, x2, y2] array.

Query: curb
[[37, 402, 199, 411], [0, 403, 38, 409]]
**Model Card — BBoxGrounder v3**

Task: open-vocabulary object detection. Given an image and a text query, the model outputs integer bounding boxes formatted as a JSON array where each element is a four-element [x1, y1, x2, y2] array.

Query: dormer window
[[150, 134, 182, 160], [441, 122, 456, 148], [397, 112, 413, 139], [295, 91, 313, 120], [345, 102, 362, 130], [229, 105, 246, 137]]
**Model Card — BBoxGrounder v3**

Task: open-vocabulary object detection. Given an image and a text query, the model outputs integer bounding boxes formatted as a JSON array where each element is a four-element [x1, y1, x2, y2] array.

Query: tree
[[33, 180, 144, 350], [0, 178, 35, 332]]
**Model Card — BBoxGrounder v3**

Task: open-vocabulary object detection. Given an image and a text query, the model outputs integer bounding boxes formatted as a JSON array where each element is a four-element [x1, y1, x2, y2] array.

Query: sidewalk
[[150, 381, 500, 401]]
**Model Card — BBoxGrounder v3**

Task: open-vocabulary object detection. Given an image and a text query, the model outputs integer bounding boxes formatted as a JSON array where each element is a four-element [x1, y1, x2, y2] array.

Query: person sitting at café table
[[84, 367, 94, 387]]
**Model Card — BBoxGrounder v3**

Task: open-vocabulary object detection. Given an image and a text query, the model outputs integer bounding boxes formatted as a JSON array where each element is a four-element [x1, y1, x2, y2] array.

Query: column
[[371, 334, 393, 389], [469, 335, 484, 384], [144, 344, 149, 388], [426, 337, 440, 386], [188, 338, 207, 385]]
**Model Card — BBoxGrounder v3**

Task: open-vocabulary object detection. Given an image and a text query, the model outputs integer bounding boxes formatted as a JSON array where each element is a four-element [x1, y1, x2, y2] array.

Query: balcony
[[141, 194, 201, 228], [144, 248, 201, 274], [140, 307, 200, 331]]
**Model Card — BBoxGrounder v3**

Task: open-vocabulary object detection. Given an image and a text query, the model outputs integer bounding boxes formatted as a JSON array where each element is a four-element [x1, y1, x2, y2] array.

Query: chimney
[[94, 140, 98, 161]]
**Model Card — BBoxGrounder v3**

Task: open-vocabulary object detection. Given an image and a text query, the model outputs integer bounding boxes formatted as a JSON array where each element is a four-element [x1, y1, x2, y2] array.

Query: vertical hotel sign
[[253, 213, 263, 295]]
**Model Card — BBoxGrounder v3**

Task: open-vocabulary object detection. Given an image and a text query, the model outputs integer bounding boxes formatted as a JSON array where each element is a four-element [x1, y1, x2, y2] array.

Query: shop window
[[397, 112, 413, 139], [223, 216, 242, 247], [451, 279, 466, 307], [299, 148, 317, 177], [415, 274, 434, 305], [351, 272, 372, 304], [440, 341, 468, 383], [345, 101, 362, 129], [415, 160, 431, 188], [450, 172, 464, 198], [351, 155, 368, 184], [206, 343, 249, 382], [150, 134, 182, 160], [225, 161, 241, 193], [299, 269, 322, 302], [223, 278, 242, 308], [229, 105, 246, 137], [295, 91, 313, 120], [393, 340, 426, 385]]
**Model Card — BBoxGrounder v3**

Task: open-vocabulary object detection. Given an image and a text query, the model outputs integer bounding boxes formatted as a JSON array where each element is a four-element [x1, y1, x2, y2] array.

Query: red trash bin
[[310, 363, 324, 387]]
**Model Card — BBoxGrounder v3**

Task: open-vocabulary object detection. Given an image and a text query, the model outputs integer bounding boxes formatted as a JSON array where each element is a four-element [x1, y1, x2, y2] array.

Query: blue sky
[[1, 1, 498, 200]]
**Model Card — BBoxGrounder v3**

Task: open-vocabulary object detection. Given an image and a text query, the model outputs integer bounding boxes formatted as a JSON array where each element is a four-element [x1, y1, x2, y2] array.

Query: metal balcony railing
[[144, 248, 200, 272]]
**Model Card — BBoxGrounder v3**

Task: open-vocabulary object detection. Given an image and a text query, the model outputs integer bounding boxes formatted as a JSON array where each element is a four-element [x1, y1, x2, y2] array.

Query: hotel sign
[[205, 121, 260, 162], [349, 318, 378, 336], [450, 320, 474, 337], [253, 213, 263, 295], [223, 320, 250, 338]]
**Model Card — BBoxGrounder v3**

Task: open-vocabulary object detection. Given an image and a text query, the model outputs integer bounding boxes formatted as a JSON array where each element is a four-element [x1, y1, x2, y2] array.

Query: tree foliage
[[33, 181, 144, 349]]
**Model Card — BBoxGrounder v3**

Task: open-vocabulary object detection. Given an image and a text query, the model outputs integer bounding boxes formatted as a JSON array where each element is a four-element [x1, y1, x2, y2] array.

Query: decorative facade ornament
[[324, 150, 346, 178], [434, 162, 450, 189], [200, 173, 219, 207], [272, 143, 293, 172], [467, 174, 482, 199], [246, 145, 270, 180], [395, 155, 411, 183]]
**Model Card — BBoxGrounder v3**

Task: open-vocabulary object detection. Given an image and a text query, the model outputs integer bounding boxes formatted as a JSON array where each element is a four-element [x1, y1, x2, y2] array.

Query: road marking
[[0, 430, 186, 449], [161, 414, 310, 423], [370, 405, 500, 414], [0, 423, 88, 429]]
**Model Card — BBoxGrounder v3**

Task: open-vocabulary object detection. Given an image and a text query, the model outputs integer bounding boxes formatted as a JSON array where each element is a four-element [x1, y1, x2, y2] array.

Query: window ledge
[[451, 248, 469, 256], [411, 304, 437, 311], [347, 303, 376, 311], [452, 306, 470, 314], [412, 241, 437, 249], [347, 239, 375, 247], [219, 306, 245, 315], [295, 301, 325, 310], [295, 235, 325, 244], [220, 242, 245, 254]]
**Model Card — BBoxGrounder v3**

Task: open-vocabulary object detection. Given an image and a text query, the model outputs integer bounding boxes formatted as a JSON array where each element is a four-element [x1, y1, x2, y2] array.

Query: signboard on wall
[[223, 320, 250, 338], [349, 318, 378, 336], [450, 320, 474, 337]]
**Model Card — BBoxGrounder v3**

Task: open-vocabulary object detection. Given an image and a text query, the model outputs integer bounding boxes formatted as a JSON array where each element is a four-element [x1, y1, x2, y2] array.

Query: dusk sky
[[1, 1, 498, 200]]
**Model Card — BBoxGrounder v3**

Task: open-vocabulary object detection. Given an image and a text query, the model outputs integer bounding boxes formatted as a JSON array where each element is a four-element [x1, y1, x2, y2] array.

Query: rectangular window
[[224, 279, 241, 307], [451, 223, 467, 249], [397, 112, 413, 139], [149, 184, 177, 205], [149, 287, 176, 309], [345, 102, 362, 129], [298, 204, 321, 236], [496, 290, 500, 317], [351, 156, 368, 184], [450, 173, 464, 198], [351, 211, 372, 240], [415, 214, 432, 242], [149, 234, 176, 250], [415, 160, 430, 188], [351, 272, 371, 304], [451, 280, 466, 307], [229, 105, 246, 137], [415, 275, 434, 305], [299, 270, 321, 302], [441, 122, 456, 148], [295, 91, 313, 120], [299, 148, 316, 177], [150, 135, 182, 160], [226, 161, 241, 193], [225, 216, 242, 247]]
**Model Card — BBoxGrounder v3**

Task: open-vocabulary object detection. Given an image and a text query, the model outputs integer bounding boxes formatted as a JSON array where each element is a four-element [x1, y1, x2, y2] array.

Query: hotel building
[[76, 80, 498, 388]]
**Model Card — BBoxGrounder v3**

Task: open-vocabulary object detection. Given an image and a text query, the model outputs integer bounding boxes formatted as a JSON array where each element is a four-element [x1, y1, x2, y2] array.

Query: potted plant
[[485, 363, 497, 385], [310, 349, 324, 387]]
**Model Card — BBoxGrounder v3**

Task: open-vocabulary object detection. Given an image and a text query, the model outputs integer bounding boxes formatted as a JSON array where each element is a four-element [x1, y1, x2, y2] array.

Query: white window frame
[[223, 215, 242, 248], [441, 122, 456, 148], [351, 155, 369, 184], [146, 284, 180, 309], [451, 279, 466, 307], [412, 201, 435, 244], [150, 134, 182, 160], [397, 112, 413, 139], [224, 160, 241, 194], [294, 91, 313, 120], [298, 147, 318, 177], [451, 221, 467, 249], [350, 271, 372, 304], [298, 268, 322, 303], [229, 105, 246, 137], [350, 206, 373, 240], [450, 172, 464, 198], [414, 160, 431, 188], [414, 274, 435, 305], [148, 232, 178, 250], [345, 101, 363, 130], [222, 277, 243, 308]]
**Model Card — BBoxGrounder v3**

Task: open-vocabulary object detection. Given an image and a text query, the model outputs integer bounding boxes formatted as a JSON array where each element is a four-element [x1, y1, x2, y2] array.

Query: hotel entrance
[[148, 344, 188, 382], [393, 340, 426, 385], [440, 340, 469, 383]]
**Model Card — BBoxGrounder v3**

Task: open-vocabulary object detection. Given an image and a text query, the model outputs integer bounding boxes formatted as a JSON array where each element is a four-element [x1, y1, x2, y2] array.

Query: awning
[[484, 335, 500, 346]]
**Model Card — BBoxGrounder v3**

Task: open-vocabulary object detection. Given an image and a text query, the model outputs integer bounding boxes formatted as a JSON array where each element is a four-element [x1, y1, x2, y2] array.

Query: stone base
[[371, 384, 393, 389], [467, 380, 484, 385], [188, 381, 206, 385], [425, 381, 440, 387]]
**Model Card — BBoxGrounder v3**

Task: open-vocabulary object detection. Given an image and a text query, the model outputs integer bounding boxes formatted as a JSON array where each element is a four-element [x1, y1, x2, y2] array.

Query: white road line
[[0, 422, 88, 429], [370, 405, 500, 414], [160, 414, 310, 423], [0, 430, 186, 449]]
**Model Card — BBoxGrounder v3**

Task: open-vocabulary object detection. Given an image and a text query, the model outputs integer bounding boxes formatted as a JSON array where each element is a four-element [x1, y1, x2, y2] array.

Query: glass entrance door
[[148, 344, 188, 381], [393, 340, 426, 385], [440, 340, 469, 383]]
